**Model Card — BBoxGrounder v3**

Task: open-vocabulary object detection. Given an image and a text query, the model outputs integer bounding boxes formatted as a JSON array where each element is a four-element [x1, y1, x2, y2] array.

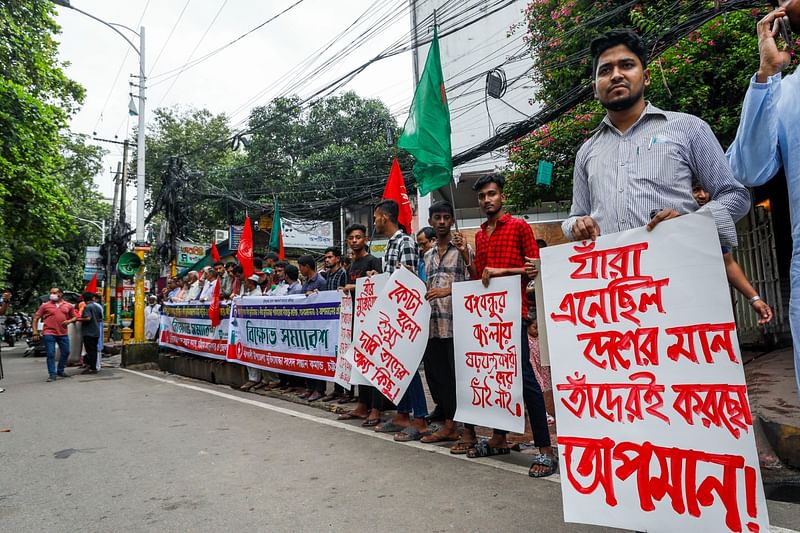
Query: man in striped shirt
[[562, 29, 750, 246]]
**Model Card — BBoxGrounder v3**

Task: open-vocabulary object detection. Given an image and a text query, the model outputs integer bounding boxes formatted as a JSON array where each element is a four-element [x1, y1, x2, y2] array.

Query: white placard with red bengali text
[[345, 273, 390, 386], [540, 212, 768, 533], [333, 293, 354, 390], [452, 276, 524, 433], [351, 268, 430, 403]]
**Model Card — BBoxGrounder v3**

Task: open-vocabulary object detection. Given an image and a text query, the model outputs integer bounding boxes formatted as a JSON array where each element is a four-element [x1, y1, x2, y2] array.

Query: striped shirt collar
[[597, 102, 668, 135]]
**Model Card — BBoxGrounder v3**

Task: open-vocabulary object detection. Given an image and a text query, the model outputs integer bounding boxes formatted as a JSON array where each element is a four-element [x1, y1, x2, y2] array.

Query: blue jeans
[[43, 334, 70, 377], [397, 371, 428, 417]]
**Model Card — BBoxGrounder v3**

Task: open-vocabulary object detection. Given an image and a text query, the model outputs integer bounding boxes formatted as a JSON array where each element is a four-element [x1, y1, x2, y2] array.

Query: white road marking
[[120, 368, 798, 533]]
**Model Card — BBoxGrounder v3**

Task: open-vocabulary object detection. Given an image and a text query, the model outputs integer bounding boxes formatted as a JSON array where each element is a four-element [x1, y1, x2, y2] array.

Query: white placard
[[540, 212, 769, 532], [351, 268, 431, 403], [452, 276, 524, 433], [346, 273, 389, 385], [334, 293, 354, 390]]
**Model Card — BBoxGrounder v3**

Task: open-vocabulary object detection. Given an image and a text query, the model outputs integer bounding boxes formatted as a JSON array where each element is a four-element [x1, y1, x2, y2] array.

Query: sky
[[54, 0, 415, 211]]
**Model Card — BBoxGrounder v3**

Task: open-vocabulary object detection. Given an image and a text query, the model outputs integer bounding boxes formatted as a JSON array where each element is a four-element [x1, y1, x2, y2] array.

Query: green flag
[[398, 28, 452, 196], [269, 199, 285, 259]]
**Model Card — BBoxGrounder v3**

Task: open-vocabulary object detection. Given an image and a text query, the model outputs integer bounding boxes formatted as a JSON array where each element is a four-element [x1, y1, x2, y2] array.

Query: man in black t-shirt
[[338, 223, 383, 420], [78, 292, 104, 375]]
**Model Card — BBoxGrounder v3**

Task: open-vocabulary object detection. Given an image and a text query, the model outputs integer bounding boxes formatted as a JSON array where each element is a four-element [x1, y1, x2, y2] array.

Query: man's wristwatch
[[748, 295, 762, 305]]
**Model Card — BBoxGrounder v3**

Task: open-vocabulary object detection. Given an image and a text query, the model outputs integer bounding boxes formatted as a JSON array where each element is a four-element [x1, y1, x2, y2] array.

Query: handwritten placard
[[345, 273, 389, 386], [352, 268, 431, 402], [452, 276, 524, 433], [334, 293, 354, 390], [540, 212, 769, 532]]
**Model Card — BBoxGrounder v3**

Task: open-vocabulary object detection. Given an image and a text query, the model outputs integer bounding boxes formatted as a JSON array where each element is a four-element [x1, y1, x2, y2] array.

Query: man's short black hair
[[345, 223, 367, 236], [225, 262, 236, 269], [233, 265, 243, 274], [265, 252, 279, 262], [213, 261, 224, 268], [473, 173, 505, 192], [324, 247, 341, 257], [253, 257, 264, 270], [284, 264, 299, 282], [417, 227, 435, 240], [590, 29, 648, 78], [276, 260, 289, 269], [429, 200, 454, 217], [375, 199, 399, 224], [297, 255, 316, 269], [82, 292, 95, 302]]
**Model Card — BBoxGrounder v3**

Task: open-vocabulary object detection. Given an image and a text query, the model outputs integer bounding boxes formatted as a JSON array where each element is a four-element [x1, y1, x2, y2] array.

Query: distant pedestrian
[[32, 287, 79, 382], [78, 292, 103, 375], [0, 289, 11, 392], [144, 295, 161, 341]]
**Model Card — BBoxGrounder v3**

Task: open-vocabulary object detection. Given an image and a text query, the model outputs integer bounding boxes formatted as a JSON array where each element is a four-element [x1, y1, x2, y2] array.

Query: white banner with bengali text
[[333, 293, 354, 390], [540, 212, 768, 532], [226, 292, 341, 381], [159, 303, 230, 360], [452, 276, 524, 433]]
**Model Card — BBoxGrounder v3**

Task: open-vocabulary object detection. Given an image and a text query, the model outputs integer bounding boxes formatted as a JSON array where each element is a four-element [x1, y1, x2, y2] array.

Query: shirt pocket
[[633, 137, 685, 188]]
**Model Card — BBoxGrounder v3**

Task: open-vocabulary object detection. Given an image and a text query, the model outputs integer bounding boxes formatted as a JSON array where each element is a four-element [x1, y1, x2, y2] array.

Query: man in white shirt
[[198, 267, 218, 302], [186, 271, 202, 301]]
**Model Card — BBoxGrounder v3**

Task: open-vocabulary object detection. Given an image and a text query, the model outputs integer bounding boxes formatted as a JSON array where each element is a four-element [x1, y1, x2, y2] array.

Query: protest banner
[[345, 273, 389, 385], [333, 293, 354, 390], [351, 268, 430, 403], [539, 212, 768, 532], [227, 292, 341, 380], [452, 276, 524, 433], [159, 302, 230, 359]]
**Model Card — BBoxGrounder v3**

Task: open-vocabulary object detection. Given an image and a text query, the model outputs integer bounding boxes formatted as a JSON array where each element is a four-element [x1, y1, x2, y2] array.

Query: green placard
[[536, 160, 553, 186]]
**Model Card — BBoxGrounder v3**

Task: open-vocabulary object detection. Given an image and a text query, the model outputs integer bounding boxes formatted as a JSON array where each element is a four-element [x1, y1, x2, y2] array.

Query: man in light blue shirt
[[727, 3, 800, 396]]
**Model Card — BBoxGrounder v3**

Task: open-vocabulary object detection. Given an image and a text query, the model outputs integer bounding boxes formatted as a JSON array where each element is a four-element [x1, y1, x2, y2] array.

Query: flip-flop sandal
[[421, 431, 460, 444], [374, 421, 406, 433], [337, 412, 366, 421], [393, 426, 431, 442], [528, 454, 558, 478], [361, 418, 382, 427], [466, 440, 511, 458], [449, 440, 477, 455]]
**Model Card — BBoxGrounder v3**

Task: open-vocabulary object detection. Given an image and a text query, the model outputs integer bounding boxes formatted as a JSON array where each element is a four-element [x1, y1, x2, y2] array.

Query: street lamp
[[53, 0, 146, 244], [73, 216, 106, 243], [56, 0, 148, 343]]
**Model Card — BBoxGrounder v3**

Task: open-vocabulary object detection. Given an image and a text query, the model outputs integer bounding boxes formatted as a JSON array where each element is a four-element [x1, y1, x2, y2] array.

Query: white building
[[409, 0, 569, 228]]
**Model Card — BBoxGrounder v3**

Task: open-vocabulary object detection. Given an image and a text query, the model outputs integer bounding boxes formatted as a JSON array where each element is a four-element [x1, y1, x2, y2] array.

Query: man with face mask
[[727, 1, 800, 397], [562, 29, 750, 248], [32, 287, 79, 382]]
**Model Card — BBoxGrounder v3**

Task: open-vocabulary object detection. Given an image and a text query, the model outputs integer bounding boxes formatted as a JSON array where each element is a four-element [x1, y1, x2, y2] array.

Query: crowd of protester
[[145, 26, 791, 478]]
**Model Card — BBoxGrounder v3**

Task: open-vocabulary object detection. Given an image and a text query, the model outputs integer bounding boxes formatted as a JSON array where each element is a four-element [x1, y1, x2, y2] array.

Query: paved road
[[1, 346, 798, 533]]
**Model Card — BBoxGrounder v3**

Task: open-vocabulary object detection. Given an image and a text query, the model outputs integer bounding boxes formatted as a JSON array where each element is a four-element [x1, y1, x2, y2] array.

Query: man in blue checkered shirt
[[371, 199, 430, 440]]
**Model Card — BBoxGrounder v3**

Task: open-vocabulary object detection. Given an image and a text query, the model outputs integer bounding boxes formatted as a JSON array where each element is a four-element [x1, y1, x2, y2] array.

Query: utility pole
[[106, 161, 122, 331]]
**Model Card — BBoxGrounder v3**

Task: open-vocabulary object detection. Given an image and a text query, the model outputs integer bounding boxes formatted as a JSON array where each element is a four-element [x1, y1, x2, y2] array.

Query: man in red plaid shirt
[[452, 173, 556, 478]]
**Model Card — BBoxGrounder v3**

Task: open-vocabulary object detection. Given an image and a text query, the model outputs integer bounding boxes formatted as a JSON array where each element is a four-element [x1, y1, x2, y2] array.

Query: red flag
[[208, 279, 221, 327], [210, 240, 221, 263], [237, 216, 254, 277], [382, 158, 413, 233], [84, 274, 98, 294]]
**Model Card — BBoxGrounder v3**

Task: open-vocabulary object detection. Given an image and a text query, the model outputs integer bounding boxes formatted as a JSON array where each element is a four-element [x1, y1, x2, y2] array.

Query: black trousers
[[83, 336, 99, 370], [466, 321, 551, 448], [306, 378, 326, 393], [357, 384, 389, 411], [423, 337, 456, 420]]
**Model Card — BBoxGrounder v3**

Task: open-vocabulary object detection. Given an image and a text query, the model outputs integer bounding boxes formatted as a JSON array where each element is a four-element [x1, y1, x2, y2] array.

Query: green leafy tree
[[133, 106, 240, 242], [8, 134, 112, 307], [505, 1, 770, 210], [240, 91, 408, 214], [0, 0, 84, 291]]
